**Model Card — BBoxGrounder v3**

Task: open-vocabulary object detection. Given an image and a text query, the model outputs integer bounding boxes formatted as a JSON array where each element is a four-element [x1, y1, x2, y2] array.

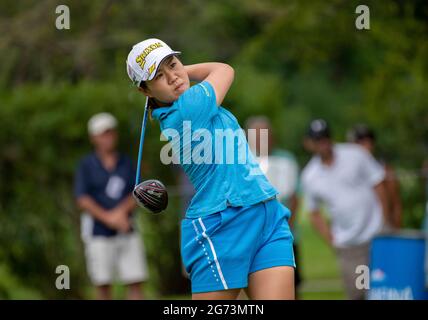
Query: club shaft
[[135, 98, 149, 186]]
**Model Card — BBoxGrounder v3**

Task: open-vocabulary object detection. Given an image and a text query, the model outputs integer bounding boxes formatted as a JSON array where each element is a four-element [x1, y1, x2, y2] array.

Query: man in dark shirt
[[74, 112, 148, 299]]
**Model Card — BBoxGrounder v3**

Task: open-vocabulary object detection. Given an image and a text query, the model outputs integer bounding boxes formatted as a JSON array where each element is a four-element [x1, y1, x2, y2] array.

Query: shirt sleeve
[[358, 148, 385, 187], [74, 159, 89, 199], [178, 81, 218, 124]]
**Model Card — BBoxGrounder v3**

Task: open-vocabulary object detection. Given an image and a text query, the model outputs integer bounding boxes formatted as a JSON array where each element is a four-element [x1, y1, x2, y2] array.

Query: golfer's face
[[146, 56, 190, 104]]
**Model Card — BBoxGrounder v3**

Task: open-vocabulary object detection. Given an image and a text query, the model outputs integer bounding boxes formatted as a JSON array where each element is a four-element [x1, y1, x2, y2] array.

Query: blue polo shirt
[[153, 81, 277, 218], [74, 153, 135, 237]]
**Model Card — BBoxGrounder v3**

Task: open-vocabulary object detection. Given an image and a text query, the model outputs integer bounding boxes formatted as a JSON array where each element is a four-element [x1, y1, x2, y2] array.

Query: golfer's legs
[[246, 266, 295, 300]]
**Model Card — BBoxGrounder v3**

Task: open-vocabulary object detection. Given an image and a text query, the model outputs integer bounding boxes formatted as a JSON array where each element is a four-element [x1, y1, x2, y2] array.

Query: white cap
[[126, 38, 180, 86], [88, 112, 118, 136]]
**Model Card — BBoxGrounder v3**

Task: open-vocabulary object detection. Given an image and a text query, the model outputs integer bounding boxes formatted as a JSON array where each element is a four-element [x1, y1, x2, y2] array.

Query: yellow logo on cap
[[148, 63, 156, 77], [135, 42, 163, 70]]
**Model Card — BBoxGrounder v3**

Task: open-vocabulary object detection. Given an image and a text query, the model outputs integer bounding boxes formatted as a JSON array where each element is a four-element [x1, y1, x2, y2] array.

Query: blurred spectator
[[246, 116, 302, 296], [301, 119, 388, 300], [423, 159, 428, 288], [421, 159, 428, 228], [74, 112, 148, 300], [347, 124, 402, 229]]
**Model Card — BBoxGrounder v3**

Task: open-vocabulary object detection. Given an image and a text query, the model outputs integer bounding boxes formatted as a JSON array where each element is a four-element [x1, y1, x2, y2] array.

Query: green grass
[[300, 291, 345, 300], [297, 210, 346, 300], [299, 219, 340, 279]]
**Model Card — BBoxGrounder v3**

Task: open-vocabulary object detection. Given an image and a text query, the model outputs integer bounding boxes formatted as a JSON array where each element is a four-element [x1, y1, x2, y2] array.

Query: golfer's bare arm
[[184, 63, 234, 105], [310, 209, 333, 246]]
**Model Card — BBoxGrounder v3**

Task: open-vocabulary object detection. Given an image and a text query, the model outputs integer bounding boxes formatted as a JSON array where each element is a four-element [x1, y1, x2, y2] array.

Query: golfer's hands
[[103, 208, 130, 233]]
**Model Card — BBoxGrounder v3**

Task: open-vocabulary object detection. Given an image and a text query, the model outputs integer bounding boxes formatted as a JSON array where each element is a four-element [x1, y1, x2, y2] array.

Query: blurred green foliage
[[0, 0, 428, 298], [0, 82, 187, 298]]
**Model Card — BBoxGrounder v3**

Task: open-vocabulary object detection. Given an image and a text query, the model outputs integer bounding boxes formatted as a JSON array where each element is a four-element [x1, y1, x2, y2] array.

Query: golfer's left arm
[[184, 63, 234, 105]]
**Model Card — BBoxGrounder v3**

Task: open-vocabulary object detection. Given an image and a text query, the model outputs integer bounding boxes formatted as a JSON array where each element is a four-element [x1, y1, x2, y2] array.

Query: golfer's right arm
[[310, 209, 333, 246], [184, 63, 234, 106]]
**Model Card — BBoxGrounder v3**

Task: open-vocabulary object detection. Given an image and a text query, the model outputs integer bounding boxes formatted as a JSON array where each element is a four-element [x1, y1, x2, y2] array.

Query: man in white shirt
[[347, 124, 402, 230], [301, 119, 388, 300]]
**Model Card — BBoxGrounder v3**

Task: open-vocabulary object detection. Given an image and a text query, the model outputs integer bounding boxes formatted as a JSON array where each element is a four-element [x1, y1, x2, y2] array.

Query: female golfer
[[126, 38, 295, 300]]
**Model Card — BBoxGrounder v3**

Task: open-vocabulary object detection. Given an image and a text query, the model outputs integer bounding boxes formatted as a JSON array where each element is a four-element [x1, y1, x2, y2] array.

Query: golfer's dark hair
[[139, 81, 148, 90], [139, 81, 161, 120]]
